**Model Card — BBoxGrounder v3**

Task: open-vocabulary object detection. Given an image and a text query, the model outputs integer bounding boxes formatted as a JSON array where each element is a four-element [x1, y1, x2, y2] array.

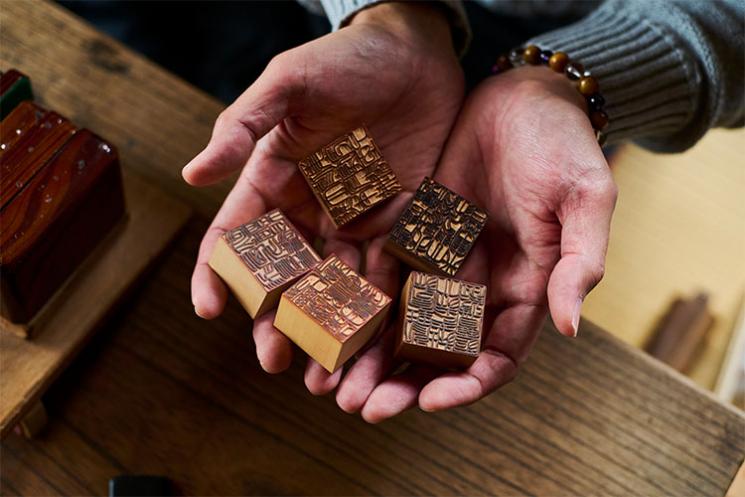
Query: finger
[[336, 326, 397, 413], [335, 238, 400, 413], [361, 365, 439, 424], [182, 54, 305, 186], [362, 237, 399, 297], [548, 171, 617, 337], [419, 302, 543, 411], [252, 311, 293, 374], [304, 358, 343, 395], [191, 180, 266, 319], [322, 237, 362, 268], [302, 237, 362, 392]]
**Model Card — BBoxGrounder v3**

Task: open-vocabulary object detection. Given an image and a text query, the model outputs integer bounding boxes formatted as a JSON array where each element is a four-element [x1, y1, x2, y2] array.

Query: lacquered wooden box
[[0, 101, 125, 325]]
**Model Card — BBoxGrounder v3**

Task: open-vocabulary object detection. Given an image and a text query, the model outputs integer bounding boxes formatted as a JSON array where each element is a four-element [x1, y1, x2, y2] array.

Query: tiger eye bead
[[590, 110, 609, 130], [548, 51, 569, 73], [492, 55, 512, 73], [579, 76, 599, 95], [523, 45, 541, 65]]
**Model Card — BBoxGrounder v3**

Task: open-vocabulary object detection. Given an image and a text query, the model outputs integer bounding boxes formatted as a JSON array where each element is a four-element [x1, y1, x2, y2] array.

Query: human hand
[[183, 3, 464, 383], [347, 65, 617, 421]]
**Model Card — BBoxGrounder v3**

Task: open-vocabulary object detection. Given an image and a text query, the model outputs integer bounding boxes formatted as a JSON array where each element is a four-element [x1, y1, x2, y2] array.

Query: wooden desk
[[1, 2, 743, 495]]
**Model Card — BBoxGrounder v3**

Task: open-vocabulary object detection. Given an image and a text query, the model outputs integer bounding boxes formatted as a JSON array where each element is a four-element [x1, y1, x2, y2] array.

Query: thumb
[[182, 53, 305, 186], [547, 170, 617, 337]]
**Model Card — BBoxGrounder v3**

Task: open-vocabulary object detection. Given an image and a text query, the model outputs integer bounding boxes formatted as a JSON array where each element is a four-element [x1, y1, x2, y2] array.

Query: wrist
[[350, 2, 456, 57], [508, 66, 588, 114]]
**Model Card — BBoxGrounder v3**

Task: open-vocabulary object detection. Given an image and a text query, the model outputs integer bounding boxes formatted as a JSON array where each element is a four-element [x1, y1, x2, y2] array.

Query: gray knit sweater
[[302, 0, 744, 152]]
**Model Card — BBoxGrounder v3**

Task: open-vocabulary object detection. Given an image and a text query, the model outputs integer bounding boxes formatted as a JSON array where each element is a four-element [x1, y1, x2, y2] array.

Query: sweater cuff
[[319, 0, 471, 57], [528, 6, 699, 151]]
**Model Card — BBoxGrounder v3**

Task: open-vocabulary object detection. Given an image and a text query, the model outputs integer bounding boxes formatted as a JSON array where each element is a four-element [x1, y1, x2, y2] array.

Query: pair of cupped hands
[[182, 3, 617, 422]]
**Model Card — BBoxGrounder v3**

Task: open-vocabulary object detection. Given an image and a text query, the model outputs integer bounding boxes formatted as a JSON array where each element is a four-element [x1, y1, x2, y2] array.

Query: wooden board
[[1, 2, 743, 496], [0, 170, 190, 437]]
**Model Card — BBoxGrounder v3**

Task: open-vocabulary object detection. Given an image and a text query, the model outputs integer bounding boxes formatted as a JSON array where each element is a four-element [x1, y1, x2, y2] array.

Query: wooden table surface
[[2, 2, 744, 496]]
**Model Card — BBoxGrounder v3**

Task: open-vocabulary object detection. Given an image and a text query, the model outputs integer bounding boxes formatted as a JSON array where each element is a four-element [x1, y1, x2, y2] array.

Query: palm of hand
[[246, 23, 464, 241], [312, 69, 616, 423], [184, 22, 464, 388], [399, 69, 617, 414]]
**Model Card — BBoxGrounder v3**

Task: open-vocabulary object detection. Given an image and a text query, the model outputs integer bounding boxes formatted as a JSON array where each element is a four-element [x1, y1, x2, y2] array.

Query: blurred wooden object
[[1, 2, 743, 496], [645, 293, 714, 372], [726, 463, 745, 497], [583, 129, 745, 389], [18, 402, 47, 439], [0, 171, 190, 438], [716, 295, 745, 408]]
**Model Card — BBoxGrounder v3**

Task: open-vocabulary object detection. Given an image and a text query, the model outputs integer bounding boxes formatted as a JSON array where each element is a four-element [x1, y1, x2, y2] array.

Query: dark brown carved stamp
[[397, 271, 485, 368], [298, 126, 402, 227], [283, 255, 391, 341], [224, 209, 320, 292], [386, 177, 487, 276]]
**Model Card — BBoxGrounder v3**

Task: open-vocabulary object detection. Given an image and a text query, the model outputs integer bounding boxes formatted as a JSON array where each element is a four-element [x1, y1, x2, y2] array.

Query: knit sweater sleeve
[[527, 0, 744, 152]]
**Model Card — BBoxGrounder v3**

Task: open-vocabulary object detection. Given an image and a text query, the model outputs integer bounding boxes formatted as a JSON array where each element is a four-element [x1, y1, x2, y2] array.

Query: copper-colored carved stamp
[[274, 254, 392, 372], [385, 177, 487, 276], [395, 271, 485, 369], [209, 209, 320, 319], [298, 126, 402, 227]]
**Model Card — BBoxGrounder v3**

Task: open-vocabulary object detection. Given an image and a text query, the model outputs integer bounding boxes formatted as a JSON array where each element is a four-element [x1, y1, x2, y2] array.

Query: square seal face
[[396, 271, 486, 369], [386, 177, 487, 276], [274, 254, 391, 373], [209, 209, 320, 319], [298, 126, 401, 227]]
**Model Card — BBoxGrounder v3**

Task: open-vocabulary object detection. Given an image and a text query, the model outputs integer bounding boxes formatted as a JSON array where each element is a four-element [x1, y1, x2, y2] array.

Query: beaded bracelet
[[491, 45, 609, 146]]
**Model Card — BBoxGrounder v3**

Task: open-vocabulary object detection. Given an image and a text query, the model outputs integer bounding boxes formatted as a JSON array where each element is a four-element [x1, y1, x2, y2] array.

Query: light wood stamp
[[396, 271, 485, 368], [209, 209, 320, 319], [274, 255, 392, 372], [386, 177, 487, 276], [298, 126, 402, 227]]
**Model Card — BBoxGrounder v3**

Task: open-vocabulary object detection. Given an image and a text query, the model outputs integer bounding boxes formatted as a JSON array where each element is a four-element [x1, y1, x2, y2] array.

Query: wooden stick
[[645, 293, 714, 372]]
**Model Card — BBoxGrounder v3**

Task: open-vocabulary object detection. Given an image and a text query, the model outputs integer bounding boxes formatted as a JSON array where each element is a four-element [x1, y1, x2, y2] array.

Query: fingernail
[[571, 298, 582, 337]]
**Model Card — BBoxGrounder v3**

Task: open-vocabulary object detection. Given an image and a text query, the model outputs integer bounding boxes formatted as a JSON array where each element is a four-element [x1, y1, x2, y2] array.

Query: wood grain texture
[[0, 101, 44, 161], [1, 2, 743, 496], [0, 170, 190, 438], [386, 177, 487, 276], [396, 271, 485, 368], [1, 129, 125, 323], [298, 126, 402, 227], [0, 109, 75, 210]]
